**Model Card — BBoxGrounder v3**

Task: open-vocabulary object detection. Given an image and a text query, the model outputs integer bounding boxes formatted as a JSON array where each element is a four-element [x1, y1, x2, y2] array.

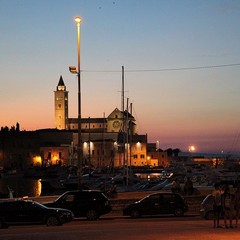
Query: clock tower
[[54, 76, 68, 130]]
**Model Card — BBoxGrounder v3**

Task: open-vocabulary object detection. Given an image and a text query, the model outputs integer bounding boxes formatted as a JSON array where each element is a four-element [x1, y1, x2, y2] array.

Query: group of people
[[98, 180, 117, 198], [171, 177, 194, 195], [212, 183, 240, 228]]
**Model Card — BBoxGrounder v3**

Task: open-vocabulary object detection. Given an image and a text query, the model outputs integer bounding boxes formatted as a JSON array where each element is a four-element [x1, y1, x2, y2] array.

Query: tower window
[[58, 104, 61, 108]]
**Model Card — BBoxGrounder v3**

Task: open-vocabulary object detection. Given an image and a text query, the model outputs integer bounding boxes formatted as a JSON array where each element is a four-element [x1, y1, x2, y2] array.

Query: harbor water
[[0, 175, 41, 198]]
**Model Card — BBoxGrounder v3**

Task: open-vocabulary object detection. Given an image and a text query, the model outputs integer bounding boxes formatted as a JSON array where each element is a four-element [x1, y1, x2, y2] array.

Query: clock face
[[113, 120, 120, 128]]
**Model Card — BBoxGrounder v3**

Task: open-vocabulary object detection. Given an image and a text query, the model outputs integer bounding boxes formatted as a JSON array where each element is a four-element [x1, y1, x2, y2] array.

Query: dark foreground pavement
[[1, 217, 239, 240]]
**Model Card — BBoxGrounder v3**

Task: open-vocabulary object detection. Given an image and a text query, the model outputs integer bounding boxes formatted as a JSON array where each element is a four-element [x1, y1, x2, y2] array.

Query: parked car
[[200, 194, 238, 220], [200, 194, 215, 220], [43, 190, 112, 220], [0, 199, 73, 228], [123, 192, 188, 218]]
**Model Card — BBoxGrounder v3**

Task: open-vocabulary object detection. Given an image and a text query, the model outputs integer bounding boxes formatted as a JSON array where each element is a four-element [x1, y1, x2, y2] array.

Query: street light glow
[[75, 16, 81, 25], [189, 145, 196, 152]]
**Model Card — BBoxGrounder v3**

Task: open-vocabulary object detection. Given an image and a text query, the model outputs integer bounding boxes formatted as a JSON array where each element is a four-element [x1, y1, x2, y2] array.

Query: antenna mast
[[121, 66, 124, 123]]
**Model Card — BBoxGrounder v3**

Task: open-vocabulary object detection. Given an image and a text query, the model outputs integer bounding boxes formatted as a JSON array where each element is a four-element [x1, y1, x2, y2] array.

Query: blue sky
[[1, 0, 240, 153]]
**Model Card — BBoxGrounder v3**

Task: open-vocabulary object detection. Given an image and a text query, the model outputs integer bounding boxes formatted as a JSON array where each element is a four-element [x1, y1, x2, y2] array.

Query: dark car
[[200, 194, 215, 220], [123, 192, 188, 218], [43, 190, 112, 220], [0, 199, 73, 228]]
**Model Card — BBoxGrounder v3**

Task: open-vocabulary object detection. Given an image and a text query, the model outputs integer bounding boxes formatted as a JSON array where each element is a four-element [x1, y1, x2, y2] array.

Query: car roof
[[64, 190, 102, 194], [0, 199, 34, 204], [150, 191, 177, 196]]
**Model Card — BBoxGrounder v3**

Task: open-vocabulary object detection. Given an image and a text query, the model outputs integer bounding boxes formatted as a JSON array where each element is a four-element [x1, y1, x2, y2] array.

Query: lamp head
[[75, 16, 82, 26]]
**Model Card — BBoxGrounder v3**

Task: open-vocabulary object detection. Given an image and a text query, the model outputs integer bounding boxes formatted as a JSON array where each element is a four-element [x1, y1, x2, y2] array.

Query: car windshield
[[139, 194, 157, 203], [204, 195, 214, 204], [55, 192, 69, 202]]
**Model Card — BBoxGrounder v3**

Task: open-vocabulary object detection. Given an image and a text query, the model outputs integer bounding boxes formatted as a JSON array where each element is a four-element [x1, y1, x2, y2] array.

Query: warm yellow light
[[189, 145, 196, 152], [33, 156, 42, 165], [75, 16, 82, 25], [52, 155, 58, 162]]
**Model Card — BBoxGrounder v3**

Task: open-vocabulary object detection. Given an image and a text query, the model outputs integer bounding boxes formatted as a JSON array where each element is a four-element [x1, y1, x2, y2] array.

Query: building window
[[133, 155, 138, 159], [140, 154, 145, 159], [59, 152, 62, 159], [92, 150, 94, 156], [58, 104, 61, 108]]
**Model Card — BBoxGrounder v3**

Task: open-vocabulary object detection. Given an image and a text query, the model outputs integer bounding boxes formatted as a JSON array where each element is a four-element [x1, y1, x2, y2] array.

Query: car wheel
[[46, 215, 61, 226], [205, 211, 214, 220], [130, 209, 141, 218], [86, 209, 98, 220], [174, 208, 184, 217]]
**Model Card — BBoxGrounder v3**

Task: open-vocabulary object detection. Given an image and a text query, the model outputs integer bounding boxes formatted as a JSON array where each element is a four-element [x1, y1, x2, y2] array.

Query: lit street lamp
[[69, 16, 82, 189]]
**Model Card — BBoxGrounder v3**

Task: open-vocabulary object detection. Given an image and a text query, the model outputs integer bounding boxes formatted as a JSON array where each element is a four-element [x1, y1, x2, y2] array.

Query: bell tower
[[54, 75, 68, 129]]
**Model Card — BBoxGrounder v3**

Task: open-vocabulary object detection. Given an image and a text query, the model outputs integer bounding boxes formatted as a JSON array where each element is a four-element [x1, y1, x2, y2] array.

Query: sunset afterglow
[[1, 0, 240, 153]]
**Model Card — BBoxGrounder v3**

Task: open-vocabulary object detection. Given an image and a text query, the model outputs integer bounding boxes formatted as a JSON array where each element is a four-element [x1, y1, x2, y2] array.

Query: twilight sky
[[1, 0, 240, 154]]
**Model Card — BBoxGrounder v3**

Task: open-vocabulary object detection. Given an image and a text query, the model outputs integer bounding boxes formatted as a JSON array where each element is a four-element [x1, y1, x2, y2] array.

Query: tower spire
[[57, 75, 66, 91]]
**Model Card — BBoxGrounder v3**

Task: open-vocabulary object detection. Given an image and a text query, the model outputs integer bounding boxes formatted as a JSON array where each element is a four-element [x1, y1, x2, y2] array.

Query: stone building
[[0, 76, 169, 170]]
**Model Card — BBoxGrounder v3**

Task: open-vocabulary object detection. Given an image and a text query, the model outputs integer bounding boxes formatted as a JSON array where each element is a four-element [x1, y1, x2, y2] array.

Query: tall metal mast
[[121, 66, 124, 127]]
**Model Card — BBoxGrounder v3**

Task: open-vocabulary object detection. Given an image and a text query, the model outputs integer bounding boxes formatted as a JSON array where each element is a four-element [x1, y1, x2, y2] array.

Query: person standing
[[234, 187, 240, 228], [171, 178, 181, 193], [222, 185, 234, 228], [184, 177, 193, 195], [212, 183, 224, 228]]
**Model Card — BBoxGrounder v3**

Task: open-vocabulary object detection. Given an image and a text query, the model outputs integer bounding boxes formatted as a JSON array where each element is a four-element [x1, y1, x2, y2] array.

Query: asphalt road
[[0, 217, 239, 240]]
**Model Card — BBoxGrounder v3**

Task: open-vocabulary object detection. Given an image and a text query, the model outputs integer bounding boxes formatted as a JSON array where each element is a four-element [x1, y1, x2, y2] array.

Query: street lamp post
[[69, 16, 82, 189]]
